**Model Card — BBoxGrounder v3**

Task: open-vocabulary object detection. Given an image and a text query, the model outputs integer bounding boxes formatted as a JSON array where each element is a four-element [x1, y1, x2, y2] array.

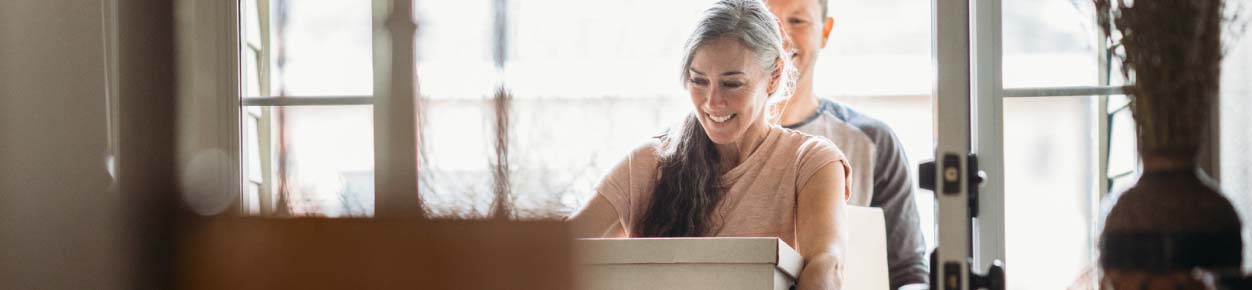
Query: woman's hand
[[795, 163, 849, 290]]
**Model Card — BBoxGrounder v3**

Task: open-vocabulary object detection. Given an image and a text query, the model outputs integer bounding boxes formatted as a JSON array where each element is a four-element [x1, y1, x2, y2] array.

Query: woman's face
[[687, 37, 777, 145]]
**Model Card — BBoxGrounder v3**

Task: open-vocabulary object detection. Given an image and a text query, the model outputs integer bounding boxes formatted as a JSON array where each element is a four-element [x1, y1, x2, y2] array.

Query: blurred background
[[2, 0, 1250, 289], [235, 1, 1251, 289]]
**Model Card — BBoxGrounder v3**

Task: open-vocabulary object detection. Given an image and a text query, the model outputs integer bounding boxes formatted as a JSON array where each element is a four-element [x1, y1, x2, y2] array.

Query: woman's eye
[[721, 81, 743, 89], [789, 18, 806, 25], [690, 78, 709, 86]]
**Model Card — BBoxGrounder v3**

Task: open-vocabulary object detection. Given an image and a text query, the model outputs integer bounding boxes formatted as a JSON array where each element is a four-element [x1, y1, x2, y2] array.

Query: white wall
[[0, 1, 130, 289]]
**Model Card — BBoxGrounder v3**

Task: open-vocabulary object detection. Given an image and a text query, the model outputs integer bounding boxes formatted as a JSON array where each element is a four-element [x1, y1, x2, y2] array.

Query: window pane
[[243, 0, 263, 48], [279, 105, 374, 217], [511, 98, 690, 217], [1003, 0, 1099, 88], [1219, 10, 1252, 270], [270, 0, 373, 96], [1004, 96, 1096, 290], [243, 49, 263, 97], [1106, 109, 1137, 179], [834, 95, 936, 249], [417, 99, 495, 217], [505, 0, 706, 99], [814, 0, 931, 96], [245, 183, 262, 215], [244, 114, 264, 183], [415, 0, 496, 100], [811, 0, 937, 251]]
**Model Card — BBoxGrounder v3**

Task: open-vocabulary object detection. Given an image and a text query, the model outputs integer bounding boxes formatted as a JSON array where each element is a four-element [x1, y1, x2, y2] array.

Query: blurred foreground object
[[1093, 0, 1245, 288], [179, 218, 573, 290]]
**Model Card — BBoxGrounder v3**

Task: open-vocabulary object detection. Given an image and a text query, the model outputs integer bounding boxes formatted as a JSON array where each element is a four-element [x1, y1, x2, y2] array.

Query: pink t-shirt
[[595, 125, 851, 247]]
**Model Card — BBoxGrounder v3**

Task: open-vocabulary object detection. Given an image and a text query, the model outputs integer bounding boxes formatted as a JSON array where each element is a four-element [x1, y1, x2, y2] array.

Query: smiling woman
[[567, 1, 853, 289]]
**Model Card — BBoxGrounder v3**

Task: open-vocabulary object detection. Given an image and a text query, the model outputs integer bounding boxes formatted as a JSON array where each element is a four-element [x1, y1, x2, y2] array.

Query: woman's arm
[[796, 163, 850, 290], [567, 194, 626, 238]]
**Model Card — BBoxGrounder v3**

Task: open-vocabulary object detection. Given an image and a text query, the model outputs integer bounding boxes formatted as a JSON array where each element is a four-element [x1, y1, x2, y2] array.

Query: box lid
[[576, 237, 804, 279]]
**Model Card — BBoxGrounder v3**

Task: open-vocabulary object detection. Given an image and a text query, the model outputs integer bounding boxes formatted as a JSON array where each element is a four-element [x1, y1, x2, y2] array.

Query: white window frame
[[935, 1, 1220, 289], [179, 0, 422, 218], [239, 0, 272, 216]]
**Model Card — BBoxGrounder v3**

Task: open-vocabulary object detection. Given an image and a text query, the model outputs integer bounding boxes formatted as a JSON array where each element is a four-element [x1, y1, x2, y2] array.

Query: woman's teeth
[[708, 113, 736, 123]]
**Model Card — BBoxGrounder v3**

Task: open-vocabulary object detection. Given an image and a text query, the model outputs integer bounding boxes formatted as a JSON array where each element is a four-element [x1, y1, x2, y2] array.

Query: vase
[[1099, 153, 1244, 289]]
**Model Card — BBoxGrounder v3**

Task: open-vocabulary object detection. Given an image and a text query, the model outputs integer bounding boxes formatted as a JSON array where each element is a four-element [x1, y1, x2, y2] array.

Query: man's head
[[766, 0, 833, 92]]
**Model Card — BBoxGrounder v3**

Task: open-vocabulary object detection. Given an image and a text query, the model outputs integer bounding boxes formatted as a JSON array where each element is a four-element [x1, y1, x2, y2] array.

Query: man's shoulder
[[776, 125, 841, 153], [814, 98, 902, 148]]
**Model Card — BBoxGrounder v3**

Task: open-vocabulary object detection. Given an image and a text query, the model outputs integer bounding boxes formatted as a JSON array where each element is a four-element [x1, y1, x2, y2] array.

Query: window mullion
[[371, 0, 422, 218], [242, 96, 374, 106], [1002, 85, 1126, 98], [972, 0, 1006, 272]]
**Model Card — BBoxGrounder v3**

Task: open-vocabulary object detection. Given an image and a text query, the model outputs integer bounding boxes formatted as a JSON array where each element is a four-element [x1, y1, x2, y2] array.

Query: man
[[765, 0, 929, 289]]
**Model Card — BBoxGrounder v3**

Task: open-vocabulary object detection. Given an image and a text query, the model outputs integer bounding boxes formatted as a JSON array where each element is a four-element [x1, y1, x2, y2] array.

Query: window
[[226, 0, 1252, 284], [239, 0, 376, 217], [1000, 1, 1103, 289], [415, 0, 938, 222]]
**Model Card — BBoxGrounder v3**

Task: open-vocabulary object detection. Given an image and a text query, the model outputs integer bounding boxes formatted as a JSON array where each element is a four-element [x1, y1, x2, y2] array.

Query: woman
[[567, 0, 851, 289]]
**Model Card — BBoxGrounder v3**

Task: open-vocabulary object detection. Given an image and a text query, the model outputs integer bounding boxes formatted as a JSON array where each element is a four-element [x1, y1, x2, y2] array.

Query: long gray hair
[[636, 0, 794, 237]]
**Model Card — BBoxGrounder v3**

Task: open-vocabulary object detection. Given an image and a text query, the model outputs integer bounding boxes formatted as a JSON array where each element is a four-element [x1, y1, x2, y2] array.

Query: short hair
[[818, 0, 828, 19]]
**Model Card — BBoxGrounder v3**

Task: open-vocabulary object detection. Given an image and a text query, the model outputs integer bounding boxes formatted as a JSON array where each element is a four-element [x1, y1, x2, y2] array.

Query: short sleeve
[[795, 138, 852, 200], [593, 140, 662, 233]]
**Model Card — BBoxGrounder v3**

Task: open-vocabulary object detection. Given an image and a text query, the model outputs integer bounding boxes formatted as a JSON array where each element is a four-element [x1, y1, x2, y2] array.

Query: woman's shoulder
[[597, 137, 665, 196], [629, 137, 665, 160], [775, 126, 851, 198], [608, 137, 665, 176], [775, 126, 847, 161]]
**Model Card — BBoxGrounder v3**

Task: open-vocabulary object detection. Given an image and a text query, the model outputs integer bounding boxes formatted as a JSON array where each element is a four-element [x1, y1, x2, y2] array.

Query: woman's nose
[[703, 89, 728, 109]]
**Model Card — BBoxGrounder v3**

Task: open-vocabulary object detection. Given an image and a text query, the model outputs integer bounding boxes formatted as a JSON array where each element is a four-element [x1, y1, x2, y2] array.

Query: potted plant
[[1093, 0, 1246, 288]]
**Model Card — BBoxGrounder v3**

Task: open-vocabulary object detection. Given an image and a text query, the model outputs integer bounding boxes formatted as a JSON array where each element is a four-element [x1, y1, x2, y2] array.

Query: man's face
[[767, 0, 832, 85]]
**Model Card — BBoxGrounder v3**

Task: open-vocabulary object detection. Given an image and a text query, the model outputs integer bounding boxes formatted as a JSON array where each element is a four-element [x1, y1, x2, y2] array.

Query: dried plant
[[1093, 0, 1245, 157], [1093, 0, 1248, 283], [490, 87, 515, 219]]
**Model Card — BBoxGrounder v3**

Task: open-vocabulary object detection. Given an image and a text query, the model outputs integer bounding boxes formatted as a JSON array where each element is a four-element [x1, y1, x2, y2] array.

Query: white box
[[844, 206, 890, 290], [576, 237, 803, 290], [575, 206, 889, 290]]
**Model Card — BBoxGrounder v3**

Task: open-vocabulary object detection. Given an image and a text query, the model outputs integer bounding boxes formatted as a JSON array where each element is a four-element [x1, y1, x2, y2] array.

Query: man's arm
[[867, 126, 929, 290]]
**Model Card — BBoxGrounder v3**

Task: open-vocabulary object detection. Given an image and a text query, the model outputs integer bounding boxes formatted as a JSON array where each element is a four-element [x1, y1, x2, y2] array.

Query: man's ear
[[820, 17, 834, 48]]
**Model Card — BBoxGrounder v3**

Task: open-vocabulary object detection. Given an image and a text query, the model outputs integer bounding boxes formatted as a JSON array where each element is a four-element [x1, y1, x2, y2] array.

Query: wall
[[0, 0, 127, 289], [1, 0, 178, 289]]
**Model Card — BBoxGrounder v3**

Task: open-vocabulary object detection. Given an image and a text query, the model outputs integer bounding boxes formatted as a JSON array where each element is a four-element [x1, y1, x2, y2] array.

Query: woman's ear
[[767, 58, 784, 95]]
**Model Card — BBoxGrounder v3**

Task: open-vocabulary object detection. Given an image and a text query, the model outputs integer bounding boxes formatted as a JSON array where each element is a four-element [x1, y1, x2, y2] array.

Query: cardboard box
[[576, 237, 803, 290], [844, 206, 890, 290], [576, 206, 889, 290]]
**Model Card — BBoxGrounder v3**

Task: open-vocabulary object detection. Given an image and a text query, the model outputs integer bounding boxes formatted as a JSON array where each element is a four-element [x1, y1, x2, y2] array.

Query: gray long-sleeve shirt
[[784, 98, 929, 290]]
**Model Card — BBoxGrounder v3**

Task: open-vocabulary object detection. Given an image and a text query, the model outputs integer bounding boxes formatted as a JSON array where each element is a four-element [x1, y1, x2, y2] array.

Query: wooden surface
[[178, 218, 574, 290]]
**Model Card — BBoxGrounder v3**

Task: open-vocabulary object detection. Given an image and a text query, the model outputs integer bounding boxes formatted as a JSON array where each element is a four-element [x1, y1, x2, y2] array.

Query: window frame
[[949, 0, 1221, 288], [944, 0, 1121, 288], [181, 0, 423, 217], [239, 0, 273, 216]]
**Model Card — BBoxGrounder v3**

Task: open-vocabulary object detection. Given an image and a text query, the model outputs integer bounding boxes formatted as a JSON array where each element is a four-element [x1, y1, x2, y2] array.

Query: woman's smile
[[706, 112, 737, 123]]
